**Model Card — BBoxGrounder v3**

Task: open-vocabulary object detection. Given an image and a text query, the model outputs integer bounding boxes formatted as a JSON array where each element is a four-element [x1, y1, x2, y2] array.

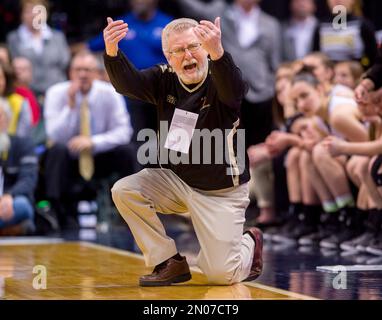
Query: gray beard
[[0, 133, 10, 153]]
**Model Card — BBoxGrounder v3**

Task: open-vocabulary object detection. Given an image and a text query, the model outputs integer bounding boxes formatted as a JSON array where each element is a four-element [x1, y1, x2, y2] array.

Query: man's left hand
[[0, 194, 14, 222], [194, 17, 224, 61], [67, 136, 93, 154]]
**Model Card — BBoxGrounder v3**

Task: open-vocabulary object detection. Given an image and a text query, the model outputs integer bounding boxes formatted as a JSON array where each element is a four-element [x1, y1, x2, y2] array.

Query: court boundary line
[[79, 241, 319, 300], [0, 237, 63, 246]]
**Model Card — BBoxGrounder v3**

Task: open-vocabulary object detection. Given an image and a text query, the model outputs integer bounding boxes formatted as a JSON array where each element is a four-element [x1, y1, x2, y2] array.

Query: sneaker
[[299, 228, 332, 246], [244, 227, 263, 281], [366, 234, 382, 256], [139, 256, 192, 287], [366, 256, 382, 265], [320, 228, 361, 249], [273, 222, 316, 244], [271, 218, 301, 243], [263, 223, 286, 241], [340, 231, 376, 252]]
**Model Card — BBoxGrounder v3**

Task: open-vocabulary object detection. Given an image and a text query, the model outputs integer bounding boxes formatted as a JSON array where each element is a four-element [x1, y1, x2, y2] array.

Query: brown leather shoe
[[139, 256, 192, 287], [244, 227, 263, 281], [0, 221, 29, 236]]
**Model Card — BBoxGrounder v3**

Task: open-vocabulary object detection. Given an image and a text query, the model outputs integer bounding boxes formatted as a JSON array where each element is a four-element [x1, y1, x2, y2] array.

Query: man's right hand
[[103, 17, 128, 57], [68, 81, 80, 108]]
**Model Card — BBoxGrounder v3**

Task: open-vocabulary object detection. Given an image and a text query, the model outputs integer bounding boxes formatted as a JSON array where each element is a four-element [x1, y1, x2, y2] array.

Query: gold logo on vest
[[166, 95, 177, 105]]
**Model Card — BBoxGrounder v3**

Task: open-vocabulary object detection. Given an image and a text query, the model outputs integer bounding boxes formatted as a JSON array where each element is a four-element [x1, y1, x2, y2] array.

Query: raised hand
[[194, 17, 224, 61], [67, 80, 80, 109], [103, 17, 128, 57]]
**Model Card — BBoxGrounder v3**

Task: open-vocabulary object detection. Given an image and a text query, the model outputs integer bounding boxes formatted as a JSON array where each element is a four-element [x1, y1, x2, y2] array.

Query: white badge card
[[164, 108, 199, 154]]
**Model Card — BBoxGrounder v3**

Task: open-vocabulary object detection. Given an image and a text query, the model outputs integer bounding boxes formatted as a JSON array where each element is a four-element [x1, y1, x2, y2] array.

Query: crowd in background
[[0, 0, 382, 258]]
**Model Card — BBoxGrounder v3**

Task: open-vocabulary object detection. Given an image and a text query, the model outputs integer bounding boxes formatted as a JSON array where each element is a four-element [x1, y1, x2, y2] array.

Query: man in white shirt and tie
[[43, 50, 134, 229]]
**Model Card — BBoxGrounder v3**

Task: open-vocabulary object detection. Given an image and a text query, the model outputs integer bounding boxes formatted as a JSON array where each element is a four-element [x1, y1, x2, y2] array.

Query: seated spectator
[[322, 47, 382, 254], [0, 98, 38, 236], [312, 0, 378, 68], [302, 51, 334, 95], [277, 67, 368, 247], [0, 61, 32, 137], [7, 0, 70, 97], [12, 57, 41, 127], [323, 100, 382, 255], [43, 51, 134, 229], [247, 62, 298, 227], [333, 60, 363, 89]]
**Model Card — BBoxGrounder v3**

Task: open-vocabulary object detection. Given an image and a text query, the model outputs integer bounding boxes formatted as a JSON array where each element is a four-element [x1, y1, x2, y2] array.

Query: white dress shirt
[[232, 4, 261, 49], [44, 80, 133, 154], [285, 16, 317, 59]]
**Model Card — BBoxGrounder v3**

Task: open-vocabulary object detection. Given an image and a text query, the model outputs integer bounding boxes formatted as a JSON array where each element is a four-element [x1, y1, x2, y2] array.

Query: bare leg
[[299, 150, 320, 205], [346, 156, 363, 188], [312, 143, 354, 208], [285, 147, 302, 204], [249, 161, 276, 224], [300, 149, 333, 205], [357, 184, 370, 210]]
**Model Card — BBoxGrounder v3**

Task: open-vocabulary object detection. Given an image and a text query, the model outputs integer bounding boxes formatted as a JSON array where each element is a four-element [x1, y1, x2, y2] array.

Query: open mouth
[[183, 63, 197, 72]]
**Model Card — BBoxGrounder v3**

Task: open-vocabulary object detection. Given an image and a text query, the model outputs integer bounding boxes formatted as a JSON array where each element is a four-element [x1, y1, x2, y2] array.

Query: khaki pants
[[111, 168, 254, 284]]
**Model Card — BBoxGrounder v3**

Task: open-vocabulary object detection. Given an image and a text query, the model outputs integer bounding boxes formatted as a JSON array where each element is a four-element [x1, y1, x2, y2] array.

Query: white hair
[[162, 18, 199, 54]]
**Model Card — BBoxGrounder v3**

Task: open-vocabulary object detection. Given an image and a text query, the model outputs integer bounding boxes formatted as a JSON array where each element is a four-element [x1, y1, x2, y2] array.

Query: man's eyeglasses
[[168, 43, 202, 58]]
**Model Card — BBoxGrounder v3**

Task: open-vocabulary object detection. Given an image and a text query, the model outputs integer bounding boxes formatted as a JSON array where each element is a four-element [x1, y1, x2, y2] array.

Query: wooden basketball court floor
[[0, 240, 317, 300]]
